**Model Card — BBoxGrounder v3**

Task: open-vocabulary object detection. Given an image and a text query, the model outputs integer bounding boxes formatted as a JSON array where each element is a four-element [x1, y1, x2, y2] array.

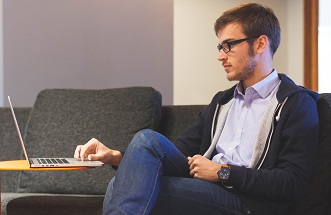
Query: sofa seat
[[2, 193, 104, 215]]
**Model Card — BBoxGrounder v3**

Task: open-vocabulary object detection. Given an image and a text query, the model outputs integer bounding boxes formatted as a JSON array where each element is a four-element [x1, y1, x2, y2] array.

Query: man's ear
[[255, 35, 269, 54]]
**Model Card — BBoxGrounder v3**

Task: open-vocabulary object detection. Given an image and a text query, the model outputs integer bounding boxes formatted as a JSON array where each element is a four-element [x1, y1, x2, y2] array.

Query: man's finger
[[74, 145, 82, 158]]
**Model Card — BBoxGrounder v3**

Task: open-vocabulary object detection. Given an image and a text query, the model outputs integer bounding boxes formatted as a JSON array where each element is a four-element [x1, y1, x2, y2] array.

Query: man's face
[[217, 23, 257, 82]]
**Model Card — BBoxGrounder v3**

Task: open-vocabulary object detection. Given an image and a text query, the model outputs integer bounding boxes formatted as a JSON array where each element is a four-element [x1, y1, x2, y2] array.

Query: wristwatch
[[217, 164, 231, 183]]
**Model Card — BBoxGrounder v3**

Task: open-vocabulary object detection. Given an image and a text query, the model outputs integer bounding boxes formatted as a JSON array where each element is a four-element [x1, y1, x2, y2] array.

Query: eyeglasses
[[217, 37, 256, 53]]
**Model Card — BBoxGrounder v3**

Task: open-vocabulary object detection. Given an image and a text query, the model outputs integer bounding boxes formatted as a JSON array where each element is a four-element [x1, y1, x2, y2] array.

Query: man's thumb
[[87, 154, 101, 161]]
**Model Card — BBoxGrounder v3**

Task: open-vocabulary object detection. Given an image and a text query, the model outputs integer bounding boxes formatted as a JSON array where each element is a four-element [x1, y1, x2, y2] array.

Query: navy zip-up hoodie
[[174, 74, 320, 215]]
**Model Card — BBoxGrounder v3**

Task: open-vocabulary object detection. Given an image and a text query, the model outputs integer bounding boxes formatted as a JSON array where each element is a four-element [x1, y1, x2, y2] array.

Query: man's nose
[[217, 50, 227, 62]]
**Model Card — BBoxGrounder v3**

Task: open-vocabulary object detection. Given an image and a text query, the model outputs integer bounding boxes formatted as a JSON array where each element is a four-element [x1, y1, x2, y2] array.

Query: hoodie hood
[[276, 73, 320, 102]]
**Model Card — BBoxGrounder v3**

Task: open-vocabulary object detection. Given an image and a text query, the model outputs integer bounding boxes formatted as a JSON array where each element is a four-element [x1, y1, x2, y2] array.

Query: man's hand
[[74, 138, 122, 166], [188, 155, 221, 182]]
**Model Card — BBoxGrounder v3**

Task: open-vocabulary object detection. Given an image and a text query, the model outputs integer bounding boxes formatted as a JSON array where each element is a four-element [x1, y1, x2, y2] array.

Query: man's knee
[[128, 129, 170, 156], [131, 129, 160, 147], [134, 129, 155, 139]]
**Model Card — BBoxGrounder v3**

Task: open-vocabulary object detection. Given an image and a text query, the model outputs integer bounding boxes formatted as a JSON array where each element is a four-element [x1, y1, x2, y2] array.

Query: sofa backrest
[[16, 87, 162, 195], [0, 108, 31, 192], [159, 105, 205, 142]]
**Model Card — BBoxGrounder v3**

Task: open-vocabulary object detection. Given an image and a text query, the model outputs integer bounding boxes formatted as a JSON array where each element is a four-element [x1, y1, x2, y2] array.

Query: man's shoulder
[[277, 74, 319, 102]]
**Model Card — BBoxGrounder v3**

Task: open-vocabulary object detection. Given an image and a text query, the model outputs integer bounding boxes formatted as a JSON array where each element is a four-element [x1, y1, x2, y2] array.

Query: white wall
[[174, 0, 304, 105], [318, 0, 331, 93], [287, 0, 303, 85], [2, 0, 173, 106], [0, 0, 3, 105]]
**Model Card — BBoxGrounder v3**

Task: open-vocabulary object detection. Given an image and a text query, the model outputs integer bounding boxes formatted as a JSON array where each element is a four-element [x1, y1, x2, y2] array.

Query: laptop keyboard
[[37, 158, 70, 165]]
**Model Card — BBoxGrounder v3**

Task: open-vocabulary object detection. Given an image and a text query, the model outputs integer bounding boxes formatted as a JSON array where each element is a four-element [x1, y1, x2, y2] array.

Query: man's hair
[[214, 3, 281, 57]]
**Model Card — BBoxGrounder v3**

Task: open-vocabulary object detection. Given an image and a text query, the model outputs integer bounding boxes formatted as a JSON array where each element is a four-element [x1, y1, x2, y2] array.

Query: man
[[75, 3, 319, 215]]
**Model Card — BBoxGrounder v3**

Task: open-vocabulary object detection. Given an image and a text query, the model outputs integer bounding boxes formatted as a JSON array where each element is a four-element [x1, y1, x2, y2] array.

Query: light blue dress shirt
[[212, 70, 281, 167]]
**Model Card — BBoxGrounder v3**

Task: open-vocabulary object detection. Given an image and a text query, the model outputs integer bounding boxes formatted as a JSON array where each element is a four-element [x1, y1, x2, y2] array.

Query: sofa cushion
[[17, 87, 162, 195]]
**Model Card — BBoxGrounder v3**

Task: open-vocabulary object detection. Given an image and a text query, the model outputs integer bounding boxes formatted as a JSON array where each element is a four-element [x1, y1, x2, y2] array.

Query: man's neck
[[242, 68, 274, 92]]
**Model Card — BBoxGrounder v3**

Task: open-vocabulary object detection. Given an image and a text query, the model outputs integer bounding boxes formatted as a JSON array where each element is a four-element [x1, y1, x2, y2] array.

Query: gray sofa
[[0, 87, 330, 215]]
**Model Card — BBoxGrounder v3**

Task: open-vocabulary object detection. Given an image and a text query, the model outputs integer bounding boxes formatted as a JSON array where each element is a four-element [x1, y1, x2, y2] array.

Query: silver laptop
[[8, 96, 104, 168]]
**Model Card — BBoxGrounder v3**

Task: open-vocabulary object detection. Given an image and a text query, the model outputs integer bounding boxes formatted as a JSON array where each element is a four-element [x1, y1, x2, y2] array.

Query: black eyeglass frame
[[217, 37, 258, 53]]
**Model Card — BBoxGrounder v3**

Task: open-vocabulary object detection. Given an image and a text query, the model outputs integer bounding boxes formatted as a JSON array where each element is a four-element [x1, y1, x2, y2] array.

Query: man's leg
[[103, 129, 190, 215], [151, 176, 252, 215], [103, 129, 252, 215], [104, 176, 252, 215]]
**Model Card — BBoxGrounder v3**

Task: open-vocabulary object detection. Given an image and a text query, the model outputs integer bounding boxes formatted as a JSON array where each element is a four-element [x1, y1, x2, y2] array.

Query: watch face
[[218, 166, 230, 182]]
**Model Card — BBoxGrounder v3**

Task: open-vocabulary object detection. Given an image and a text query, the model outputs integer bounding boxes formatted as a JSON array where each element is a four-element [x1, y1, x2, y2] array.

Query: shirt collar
[[234, 70, 280, 99]]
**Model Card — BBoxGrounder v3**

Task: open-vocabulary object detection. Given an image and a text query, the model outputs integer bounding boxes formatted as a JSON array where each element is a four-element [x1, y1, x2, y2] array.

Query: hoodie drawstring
[[275, 97, 288, 121]]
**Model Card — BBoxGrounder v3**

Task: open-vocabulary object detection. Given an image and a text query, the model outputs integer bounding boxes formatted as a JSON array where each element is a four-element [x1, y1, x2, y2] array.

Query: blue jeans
[[103, 129, 252, 215]]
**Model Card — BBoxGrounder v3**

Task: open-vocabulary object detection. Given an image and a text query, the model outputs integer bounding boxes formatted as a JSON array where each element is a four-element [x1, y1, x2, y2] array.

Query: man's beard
[[238, 45, 257, 80]]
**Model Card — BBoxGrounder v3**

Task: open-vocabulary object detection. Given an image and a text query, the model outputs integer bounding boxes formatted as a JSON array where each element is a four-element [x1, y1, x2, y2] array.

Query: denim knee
[[134, 129, 155, 139], [130, 129, 158, 147], [127, 129, 167, 159]]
